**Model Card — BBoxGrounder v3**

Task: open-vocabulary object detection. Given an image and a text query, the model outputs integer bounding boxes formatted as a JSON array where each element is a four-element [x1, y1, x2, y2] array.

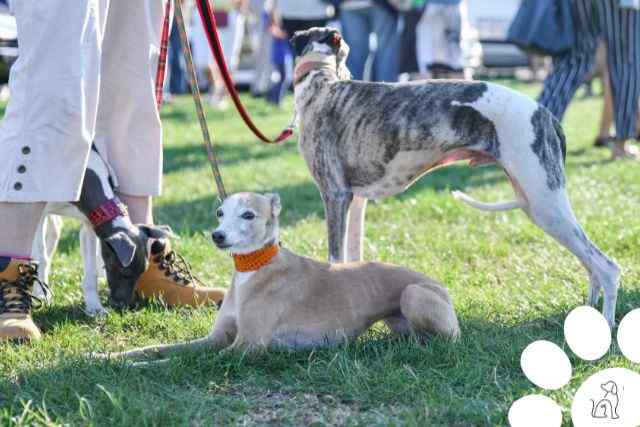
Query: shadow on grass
[[163, 139, 291, 174], [155, 180, 324, 233], [8, 281, 640, 424], [157, 163, 517, 233], [6, 302, 629, 425], [33, 304, 98, 332]]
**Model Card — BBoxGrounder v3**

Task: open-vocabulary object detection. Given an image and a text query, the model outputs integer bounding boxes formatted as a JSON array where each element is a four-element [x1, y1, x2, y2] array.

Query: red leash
[[155, 0, 292, 142], [155, 1, 172, 109], [194, 0, 293, 144]]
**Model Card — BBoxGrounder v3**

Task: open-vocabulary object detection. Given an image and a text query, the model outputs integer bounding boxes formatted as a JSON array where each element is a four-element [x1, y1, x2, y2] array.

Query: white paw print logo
[[509, 307, 640, 427]]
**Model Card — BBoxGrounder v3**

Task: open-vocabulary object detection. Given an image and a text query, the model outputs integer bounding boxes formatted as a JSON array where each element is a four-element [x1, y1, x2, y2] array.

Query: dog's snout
[[212, 230, 226, 245], [108, 291, 133, 310]]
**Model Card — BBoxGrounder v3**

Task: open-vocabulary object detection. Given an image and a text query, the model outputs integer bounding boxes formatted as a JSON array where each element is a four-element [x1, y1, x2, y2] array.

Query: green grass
[[1, 81, 639, 426]]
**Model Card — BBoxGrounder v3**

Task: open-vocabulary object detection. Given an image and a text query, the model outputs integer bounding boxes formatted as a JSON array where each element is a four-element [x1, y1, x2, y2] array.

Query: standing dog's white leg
[[31, 214, 61, 303], [323, 191, 353, 263], [346, 196, 368, 262], [525, 190, 620, 327], [80, 225, 107, 317]]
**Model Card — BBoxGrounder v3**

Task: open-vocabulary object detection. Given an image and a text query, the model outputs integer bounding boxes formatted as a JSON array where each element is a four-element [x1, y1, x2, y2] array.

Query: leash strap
[[155, 0, 172, 109], [194, 0, 294, 144], [174, 0, 227, 200]]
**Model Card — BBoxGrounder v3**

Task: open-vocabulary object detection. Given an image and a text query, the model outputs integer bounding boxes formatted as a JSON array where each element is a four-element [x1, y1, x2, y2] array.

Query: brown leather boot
[[0, 258, 44, 342], [136, 239, 225, 307]]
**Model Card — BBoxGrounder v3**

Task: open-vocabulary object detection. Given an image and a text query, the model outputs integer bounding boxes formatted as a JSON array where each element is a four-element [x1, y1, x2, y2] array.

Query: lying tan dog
[[102, 192, 460, 362]]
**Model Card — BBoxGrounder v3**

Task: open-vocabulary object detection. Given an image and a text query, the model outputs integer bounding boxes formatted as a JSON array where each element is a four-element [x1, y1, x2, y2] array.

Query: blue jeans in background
[[168, 20, 187, 95], [340, 5, 399, 82]]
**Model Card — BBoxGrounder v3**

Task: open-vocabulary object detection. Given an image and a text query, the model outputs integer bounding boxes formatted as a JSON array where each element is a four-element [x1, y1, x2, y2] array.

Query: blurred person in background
[[538, 0, 640, 160], [248, 0, 273, 97], [267, 0, 335, 105], [166, 1, 188, 100], [339, 0, 400, 81], [398, 1, 427, 80], [191, 0, 247, 110], [415, 0, 469, 79]]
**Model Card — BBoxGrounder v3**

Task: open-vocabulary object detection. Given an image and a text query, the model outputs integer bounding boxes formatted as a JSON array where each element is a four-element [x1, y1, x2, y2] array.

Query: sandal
[[611, 143, 640, 160], [594, 136, 615, 148]]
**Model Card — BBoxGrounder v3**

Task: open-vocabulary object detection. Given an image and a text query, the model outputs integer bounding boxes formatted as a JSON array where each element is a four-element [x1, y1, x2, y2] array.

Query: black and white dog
[[32, 148, 172, 315], [291, 28, 620, 326]]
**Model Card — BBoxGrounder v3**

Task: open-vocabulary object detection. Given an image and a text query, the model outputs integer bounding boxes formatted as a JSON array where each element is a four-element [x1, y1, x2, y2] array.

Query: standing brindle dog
[[291, 28, 620, 326]]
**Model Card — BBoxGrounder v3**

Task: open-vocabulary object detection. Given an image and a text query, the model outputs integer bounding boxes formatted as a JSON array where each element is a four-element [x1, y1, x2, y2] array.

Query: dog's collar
[[293, 53, 337, 86], [232, 243, 279, 272], [88, 199, 128, 228]]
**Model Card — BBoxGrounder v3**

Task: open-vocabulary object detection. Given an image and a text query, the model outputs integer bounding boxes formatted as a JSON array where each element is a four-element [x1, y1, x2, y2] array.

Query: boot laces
[[0, 264, 51, 315], [156, 251, 198, 286]]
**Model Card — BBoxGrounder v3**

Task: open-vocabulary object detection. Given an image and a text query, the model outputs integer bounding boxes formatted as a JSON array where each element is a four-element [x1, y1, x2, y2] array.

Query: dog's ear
[[104, 232, 136, 268], [290, 33, 310, 57], [265, 193, 281, 218], [326, 30, 342, 50], [139, 224, 177, 240]]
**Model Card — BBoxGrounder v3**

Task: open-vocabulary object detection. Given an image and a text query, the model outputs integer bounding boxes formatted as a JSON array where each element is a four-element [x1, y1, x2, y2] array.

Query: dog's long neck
[[294, 53, 347, 114], [74, 148, 136, 239], [230, 223, 280, 275], [293, 53, 338, 86]]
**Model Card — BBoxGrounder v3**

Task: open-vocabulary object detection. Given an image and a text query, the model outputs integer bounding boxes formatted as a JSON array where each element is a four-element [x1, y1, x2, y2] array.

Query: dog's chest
[[234, 271, 255, 287]]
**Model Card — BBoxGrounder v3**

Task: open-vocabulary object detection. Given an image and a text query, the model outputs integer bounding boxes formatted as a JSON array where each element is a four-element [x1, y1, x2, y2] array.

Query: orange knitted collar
[[232, 243, 279, 272]]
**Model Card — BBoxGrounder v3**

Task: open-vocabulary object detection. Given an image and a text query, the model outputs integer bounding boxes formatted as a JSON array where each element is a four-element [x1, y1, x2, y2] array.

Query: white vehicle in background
[[466, 0, 529, 68]]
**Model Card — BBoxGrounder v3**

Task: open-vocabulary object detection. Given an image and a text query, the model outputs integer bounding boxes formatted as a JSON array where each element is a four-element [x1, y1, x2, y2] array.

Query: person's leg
[[97, 1, 226, 306], [340, 7, 372, 80], [598, 0, 640, 159], [251, 10, 273, 95], [538, 0, 601, 120], [416, 6, 435, 77], [94, 1, 165, 202], [398, 9, 422, 77], [0, 203, 45, 256], [371, 3, 399, 82], [267, 38, 288, 105], [115, 193, 153, 225], [168, 20, 186, 95], [0, 0, 102, 342], [595, 57, 615, 147]]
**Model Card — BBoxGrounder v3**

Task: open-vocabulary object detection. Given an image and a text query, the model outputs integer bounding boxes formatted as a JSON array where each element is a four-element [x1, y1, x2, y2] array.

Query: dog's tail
[[452, 190, 525, 212]]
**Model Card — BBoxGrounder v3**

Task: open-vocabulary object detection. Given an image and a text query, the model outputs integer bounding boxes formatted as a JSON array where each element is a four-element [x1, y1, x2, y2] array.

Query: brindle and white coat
[[291, 28, 620, 326]]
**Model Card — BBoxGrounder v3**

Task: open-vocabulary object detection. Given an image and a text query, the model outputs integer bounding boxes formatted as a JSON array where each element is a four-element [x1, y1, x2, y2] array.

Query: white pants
[[416, 3, 463, 74], [0, 0, 167, 202], [191, 8, 245, 72]]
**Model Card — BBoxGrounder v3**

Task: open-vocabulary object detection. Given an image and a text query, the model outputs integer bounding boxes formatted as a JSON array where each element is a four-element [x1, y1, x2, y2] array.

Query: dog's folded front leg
[[98, 336, 219, 362], [322, 191, 353, 263]]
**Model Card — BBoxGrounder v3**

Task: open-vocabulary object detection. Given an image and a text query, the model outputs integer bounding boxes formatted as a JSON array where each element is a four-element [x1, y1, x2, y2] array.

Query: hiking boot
[[0, 258, 46, 342], [136, 239, 225, 307]]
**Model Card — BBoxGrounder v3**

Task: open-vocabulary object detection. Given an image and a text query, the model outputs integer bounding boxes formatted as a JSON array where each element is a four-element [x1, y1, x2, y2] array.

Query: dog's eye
[[241, 211, 255, 220], [216, 209, 224, 218]]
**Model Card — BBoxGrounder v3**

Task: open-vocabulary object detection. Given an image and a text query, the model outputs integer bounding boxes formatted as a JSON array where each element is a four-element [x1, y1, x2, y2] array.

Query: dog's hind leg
[[322, 190, 353, 263], [400, 283, 460, 339], [346, 195, 367, 262], [523, 189, 620, 326]]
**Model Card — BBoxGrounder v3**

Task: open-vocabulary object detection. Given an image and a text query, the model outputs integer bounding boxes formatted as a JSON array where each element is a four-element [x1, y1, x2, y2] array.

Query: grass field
[[1, 81, 639, 426]]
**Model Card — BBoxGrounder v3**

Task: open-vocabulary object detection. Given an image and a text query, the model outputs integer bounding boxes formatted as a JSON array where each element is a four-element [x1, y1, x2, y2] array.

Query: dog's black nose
[[212, 231, 226, 245]]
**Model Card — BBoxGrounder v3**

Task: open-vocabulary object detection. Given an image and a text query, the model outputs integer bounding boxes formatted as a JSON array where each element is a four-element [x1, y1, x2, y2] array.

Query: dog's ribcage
[[298, 79, 563, 199]]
